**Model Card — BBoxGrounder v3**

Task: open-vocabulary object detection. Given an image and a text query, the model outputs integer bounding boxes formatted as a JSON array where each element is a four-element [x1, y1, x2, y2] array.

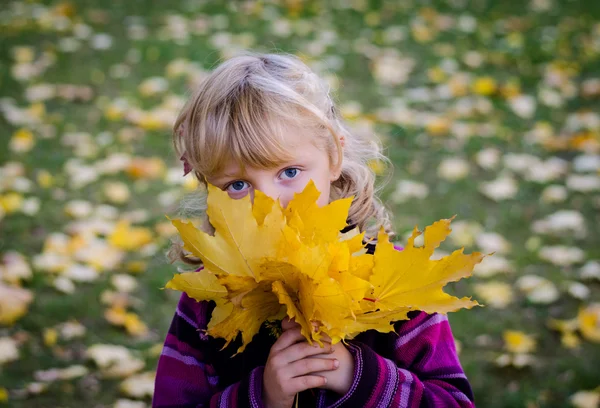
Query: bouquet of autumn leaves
[[166, 181, 484, 354]]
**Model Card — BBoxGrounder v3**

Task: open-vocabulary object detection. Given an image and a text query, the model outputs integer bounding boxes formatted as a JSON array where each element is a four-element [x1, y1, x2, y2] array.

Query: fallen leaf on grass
[[120, 371, 155, 399], [86, 344, 145, 378], [0, 283, 33, 325]]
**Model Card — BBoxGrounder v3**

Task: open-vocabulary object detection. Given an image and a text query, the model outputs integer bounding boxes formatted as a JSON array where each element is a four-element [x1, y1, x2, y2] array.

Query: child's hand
[[262, 319, 338, 408], [281, 319, 355, 397], [309, 334, 354, 396]]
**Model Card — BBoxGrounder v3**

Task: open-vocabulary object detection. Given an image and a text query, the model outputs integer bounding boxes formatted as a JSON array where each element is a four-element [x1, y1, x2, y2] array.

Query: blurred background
[[1, 0, 599, 407]]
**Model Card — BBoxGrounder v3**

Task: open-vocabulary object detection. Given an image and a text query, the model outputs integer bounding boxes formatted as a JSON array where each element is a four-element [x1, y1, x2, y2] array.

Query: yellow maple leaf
[[348, 251, 374, 281], [362, 221, 482, 313], [272, 279, 313, 342], [207, 282, 284, 353], [165, 270, 236, 328], [165, 181, 483, 352], [343, 308, 413, 339], [172, 186, 286, 279], [260, 262, 321, 343], [208, 302, 234, 329], [284, 181, 352, 244], [165, 270, 227, 304], [339, 226, 366, 248]]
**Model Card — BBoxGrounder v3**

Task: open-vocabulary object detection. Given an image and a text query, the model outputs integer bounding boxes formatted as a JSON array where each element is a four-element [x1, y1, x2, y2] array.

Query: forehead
[[209, 122, 327, 177]]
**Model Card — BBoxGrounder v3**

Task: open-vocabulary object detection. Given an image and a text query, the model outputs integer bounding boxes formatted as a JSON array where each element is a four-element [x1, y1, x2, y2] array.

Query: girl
[[153, 52, 475, 408]]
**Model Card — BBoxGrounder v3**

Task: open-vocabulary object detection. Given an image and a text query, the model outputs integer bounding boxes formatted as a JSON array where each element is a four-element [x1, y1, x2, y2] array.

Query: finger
[[287, 357, 339, 378], [270, 327, 305, 353], [287, 375, 327, 394], [307, 351, 336, 360], [277, 341, 334, 365], [281, 317, 301, 332]]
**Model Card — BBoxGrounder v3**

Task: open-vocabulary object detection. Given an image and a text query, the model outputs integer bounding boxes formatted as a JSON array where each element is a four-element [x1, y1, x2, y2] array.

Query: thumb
[[281, 317, 300, 331]]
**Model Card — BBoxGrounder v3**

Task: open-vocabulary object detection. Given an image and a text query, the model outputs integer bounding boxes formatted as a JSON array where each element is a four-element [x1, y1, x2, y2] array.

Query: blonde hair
[[170, 52, 393, 265]]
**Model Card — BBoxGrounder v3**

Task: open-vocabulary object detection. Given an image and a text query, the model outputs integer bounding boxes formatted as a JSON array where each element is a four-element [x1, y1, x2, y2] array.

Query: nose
[[252, 182, 294, 208], [253, 181, 280, 202]]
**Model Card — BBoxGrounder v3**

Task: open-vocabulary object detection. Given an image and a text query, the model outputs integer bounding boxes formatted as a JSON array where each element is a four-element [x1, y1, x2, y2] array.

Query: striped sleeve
[[152, 293, 266, 408], [318, 312, 475, 408]]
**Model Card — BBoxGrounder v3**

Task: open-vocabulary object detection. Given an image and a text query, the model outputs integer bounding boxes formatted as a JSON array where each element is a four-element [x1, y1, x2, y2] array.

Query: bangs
[[190, 84, 314, 177]]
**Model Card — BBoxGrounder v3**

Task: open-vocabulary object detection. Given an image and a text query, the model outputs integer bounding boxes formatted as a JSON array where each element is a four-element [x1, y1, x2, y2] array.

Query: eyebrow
[[209, 173, 245, 185], [211, 156, 310, 183]]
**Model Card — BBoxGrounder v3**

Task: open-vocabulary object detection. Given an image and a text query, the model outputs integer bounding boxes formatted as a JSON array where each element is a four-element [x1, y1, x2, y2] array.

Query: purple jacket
[[152, 291, 475, 408]]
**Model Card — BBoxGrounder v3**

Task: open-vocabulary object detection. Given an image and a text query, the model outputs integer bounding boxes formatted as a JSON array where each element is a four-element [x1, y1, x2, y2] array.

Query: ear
[[330, 135, 344, 182], [181, 154, 193, 176], [330, 165, 342, 182]]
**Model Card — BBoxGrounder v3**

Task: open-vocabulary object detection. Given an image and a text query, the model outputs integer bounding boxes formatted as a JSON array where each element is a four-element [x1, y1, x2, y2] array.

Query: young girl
[[153, 52, 475, 408]]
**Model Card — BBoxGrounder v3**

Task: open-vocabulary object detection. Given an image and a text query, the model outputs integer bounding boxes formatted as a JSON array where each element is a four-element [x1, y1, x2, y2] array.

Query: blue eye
[[227, 180, 249, 192], [281, 168, 299, 179]]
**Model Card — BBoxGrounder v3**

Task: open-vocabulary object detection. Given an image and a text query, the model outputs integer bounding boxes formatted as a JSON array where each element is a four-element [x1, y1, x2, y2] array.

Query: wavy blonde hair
[[170, 52, 393, 265]]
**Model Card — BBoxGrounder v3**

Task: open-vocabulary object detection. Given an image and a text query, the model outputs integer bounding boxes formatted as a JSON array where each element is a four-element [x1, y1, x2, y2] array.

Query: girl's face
[[206, 128, 339, 208]]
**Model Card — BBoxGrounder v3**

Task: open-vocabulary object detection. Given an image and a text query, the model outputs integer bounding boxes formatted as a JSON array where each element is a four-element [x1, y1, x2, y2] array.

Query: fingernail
[[333, 359, 339, 368]]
